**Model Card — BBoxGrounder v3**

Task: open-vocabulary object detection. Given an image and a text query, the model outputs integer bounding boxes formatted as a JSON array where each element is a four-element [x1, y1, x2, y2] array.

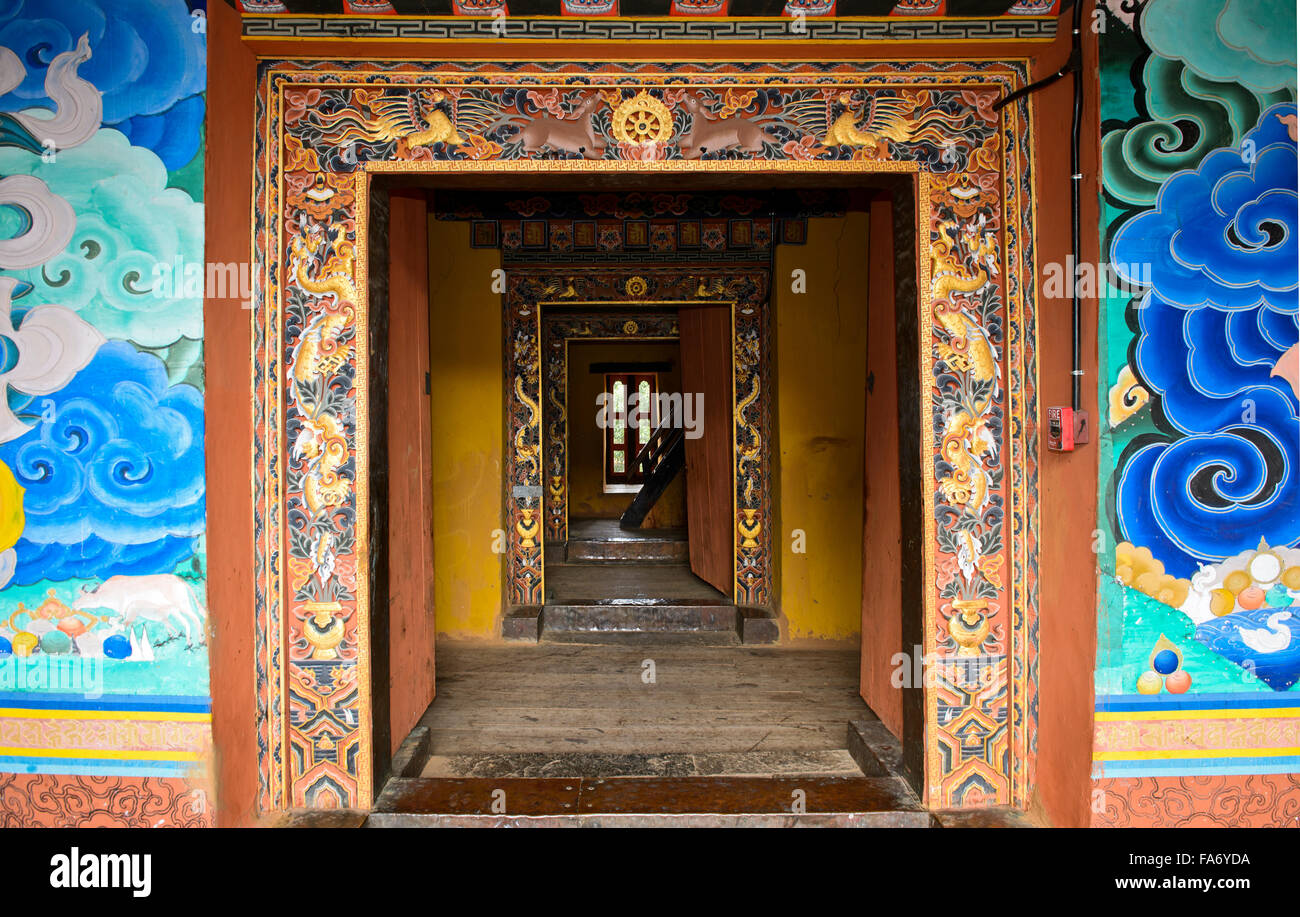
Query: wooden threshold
[[367, 774, 930, 827]]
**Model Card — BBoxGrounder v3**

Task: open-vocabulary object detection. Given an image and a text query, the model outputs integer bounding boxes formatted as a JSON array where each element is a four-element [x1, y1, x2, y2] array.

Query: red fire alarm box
[[1048, 406, 1073, 452], [1047, 406, 1090, 452]]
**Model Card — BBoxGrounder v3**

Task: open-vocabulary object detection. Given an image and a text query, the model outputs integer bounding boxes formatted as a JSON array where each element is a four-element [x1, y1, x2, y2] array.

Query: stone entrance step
[[419, 749, 865, 779], [502, 562, 778, 643], [564, 518, 688, 564], [541, 601, 740, 645]]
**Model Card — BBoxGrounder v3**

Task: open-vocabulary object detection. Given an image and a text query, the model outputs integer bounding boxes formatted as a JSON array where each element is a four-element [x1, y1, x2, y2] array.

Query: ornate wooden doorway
[[254, 61, 1041, 812]]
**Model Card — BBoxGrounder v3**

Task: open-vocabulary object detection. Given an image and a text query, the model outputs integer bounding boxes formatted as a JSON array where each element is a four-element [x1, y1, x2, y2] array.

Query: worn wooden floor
[[418, 643, 872, 768]]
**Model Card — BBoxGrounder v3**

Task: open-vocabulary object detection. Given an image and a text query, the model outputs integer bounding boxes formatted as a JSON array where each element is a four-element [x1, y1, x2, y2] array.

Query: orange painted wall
[[206, 0, 260, 827], [1025, 15, 1101, 828]]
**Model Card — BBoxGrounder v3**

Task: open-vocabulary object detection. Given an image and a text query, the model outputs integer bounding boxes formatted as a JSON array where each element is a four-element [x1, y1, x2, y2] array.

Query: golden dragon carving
[[287, 225, 359, 520], [291, 226, 358, 306], [514, 373, 540, 480], [931, 221, 999, 383], [292, 413, 350, 517]]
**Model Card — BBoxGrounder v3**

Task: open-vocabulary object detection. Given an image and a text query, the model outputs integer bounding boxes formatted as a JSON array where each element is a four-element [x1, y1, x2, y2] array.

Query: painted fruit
[[75, 632, 103, 659], [39, 630, 72, 655], [1152, 648, 1180, 675], [102, 635, 132, 659], [1237, 586, 1266, 611], [1222, 570, 1252, 595], [11, 631, 37, 656], [0, 636, 10, 658], [1137, 670, 1163, 694], [1283, 566, 1300, 590], [1165, 669, 1192, 694], [1265, 584, 1293, 607], [1209, 588, 1236, 616], [58, 617, 88, 637]]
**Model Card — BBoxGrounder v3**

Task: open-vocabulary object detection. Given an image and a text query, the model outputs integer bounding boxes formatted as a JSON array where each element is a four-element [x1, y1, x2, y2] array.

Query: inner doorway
[[546, 332, 736, 643], [377, 179, 924, 819]]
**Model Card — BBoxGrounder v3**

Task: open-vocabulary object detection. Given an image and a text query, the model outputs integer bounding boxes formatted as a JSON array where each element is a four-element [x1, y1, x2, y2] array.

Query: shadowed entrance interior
[[372, 177, 926, 820]]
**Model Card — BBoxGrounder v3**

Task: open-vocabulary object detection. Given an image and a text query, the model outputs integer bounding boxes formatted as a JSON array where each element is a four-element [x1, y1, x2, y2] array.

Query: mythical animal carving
[[292, 307, 354, 387], [514, 373, 541, 479], [291, 225, 358, 305], [308, 89, 469, 151], [783, 90, 970, 155], [940, 408, 997, 515], [678, 95, 777, 158], [931, 219, 1000, 381], [292, 413, 350, 517], [517, 95, 606, 159]]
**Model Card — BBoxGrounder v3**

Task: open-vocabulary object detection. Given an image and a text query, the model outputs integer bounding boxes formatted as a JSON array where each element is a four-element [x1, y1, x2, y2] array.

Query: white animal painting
[[1238, 611, 1293, 655], [72, 574, 207, 652]]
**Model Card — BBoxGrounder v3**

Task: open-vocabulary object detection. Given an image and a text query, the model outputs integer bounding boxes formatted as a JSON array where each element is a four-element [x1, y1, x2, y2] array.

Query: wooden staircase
[[619, 414, 685, 530]]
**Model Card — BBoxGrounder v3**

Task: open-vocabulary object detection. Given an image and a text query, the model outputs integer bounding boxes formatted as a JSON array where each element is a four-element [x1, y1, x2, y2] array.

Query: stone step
[[419, 749, 865, 779], [504, 603, 779, 644], [540, 602, 740, 645], [561, 519, 688, 564], [565, 535, 689, 564]]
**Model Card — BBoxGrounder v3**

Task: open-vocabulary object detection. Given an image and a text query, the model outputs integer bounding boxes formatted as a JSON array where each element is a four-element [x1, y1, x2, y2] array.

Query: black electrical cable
[[1069, 0, 1083, 413], [993, 0, 1087, 415]]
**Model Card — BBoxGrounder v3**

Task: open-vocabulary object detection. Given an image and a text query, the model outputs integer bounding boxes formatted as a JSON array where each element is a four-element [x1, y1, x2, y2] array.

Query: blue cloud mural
[[1142, 0, 1298, 95], [1112, 105, 1298, 315], [114, 92, 204, 172], [1113, 104, 1300, 578], [0, 0, 205, 125], [0, 341, 205, 584], [0, 127, 203, 346]]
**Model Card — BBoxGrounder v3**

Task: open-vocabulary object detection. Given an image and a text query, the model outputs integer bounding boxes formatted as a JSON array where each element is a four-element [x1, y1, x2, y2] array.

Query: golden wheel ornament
[[611, 91, 674, 145]]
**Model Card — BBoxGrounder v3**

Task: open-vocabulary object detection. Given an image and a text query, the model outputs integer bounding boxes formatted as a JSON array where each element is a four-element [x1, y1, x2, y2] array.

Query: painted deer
[[517, 95, 606, 159], [678, 95, 777, 158]]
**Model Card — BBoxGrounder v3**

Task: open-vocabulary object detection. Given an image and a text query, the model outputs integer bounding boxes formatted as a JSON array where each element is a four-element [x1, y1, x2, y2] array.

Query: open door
[[383, 191, 436, 771], [678, 303, 733, 596]]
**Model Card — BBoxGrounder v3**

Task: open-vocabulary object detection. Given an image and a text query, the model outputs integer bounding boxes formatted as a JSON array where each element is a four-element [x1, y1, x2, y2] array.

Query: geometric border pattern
[[242, 15, 1060, 43], [251, 58, 1041, 811]]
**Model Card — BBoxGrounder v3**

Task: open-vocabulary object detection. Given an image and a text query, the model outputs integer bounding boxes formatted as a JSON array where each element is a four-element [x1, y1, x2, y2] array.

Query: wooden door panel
[[678, 304, 733, 596]]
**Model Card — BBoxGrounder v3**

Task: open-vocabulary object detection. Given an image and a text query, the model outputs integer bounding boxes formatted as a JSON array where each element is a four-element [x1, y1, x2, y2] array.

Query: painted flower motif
[[783, 135, 823, 161], [615, 140, 669, 161]]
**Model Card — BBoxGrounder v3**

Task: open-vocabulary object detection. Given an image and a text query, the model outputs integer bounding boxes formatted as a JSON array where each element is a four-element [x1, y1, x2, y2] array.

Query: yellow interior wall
[[774, 213, 870, 641], [427, 218, 503, 639], [566, 340, 686, 529]]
